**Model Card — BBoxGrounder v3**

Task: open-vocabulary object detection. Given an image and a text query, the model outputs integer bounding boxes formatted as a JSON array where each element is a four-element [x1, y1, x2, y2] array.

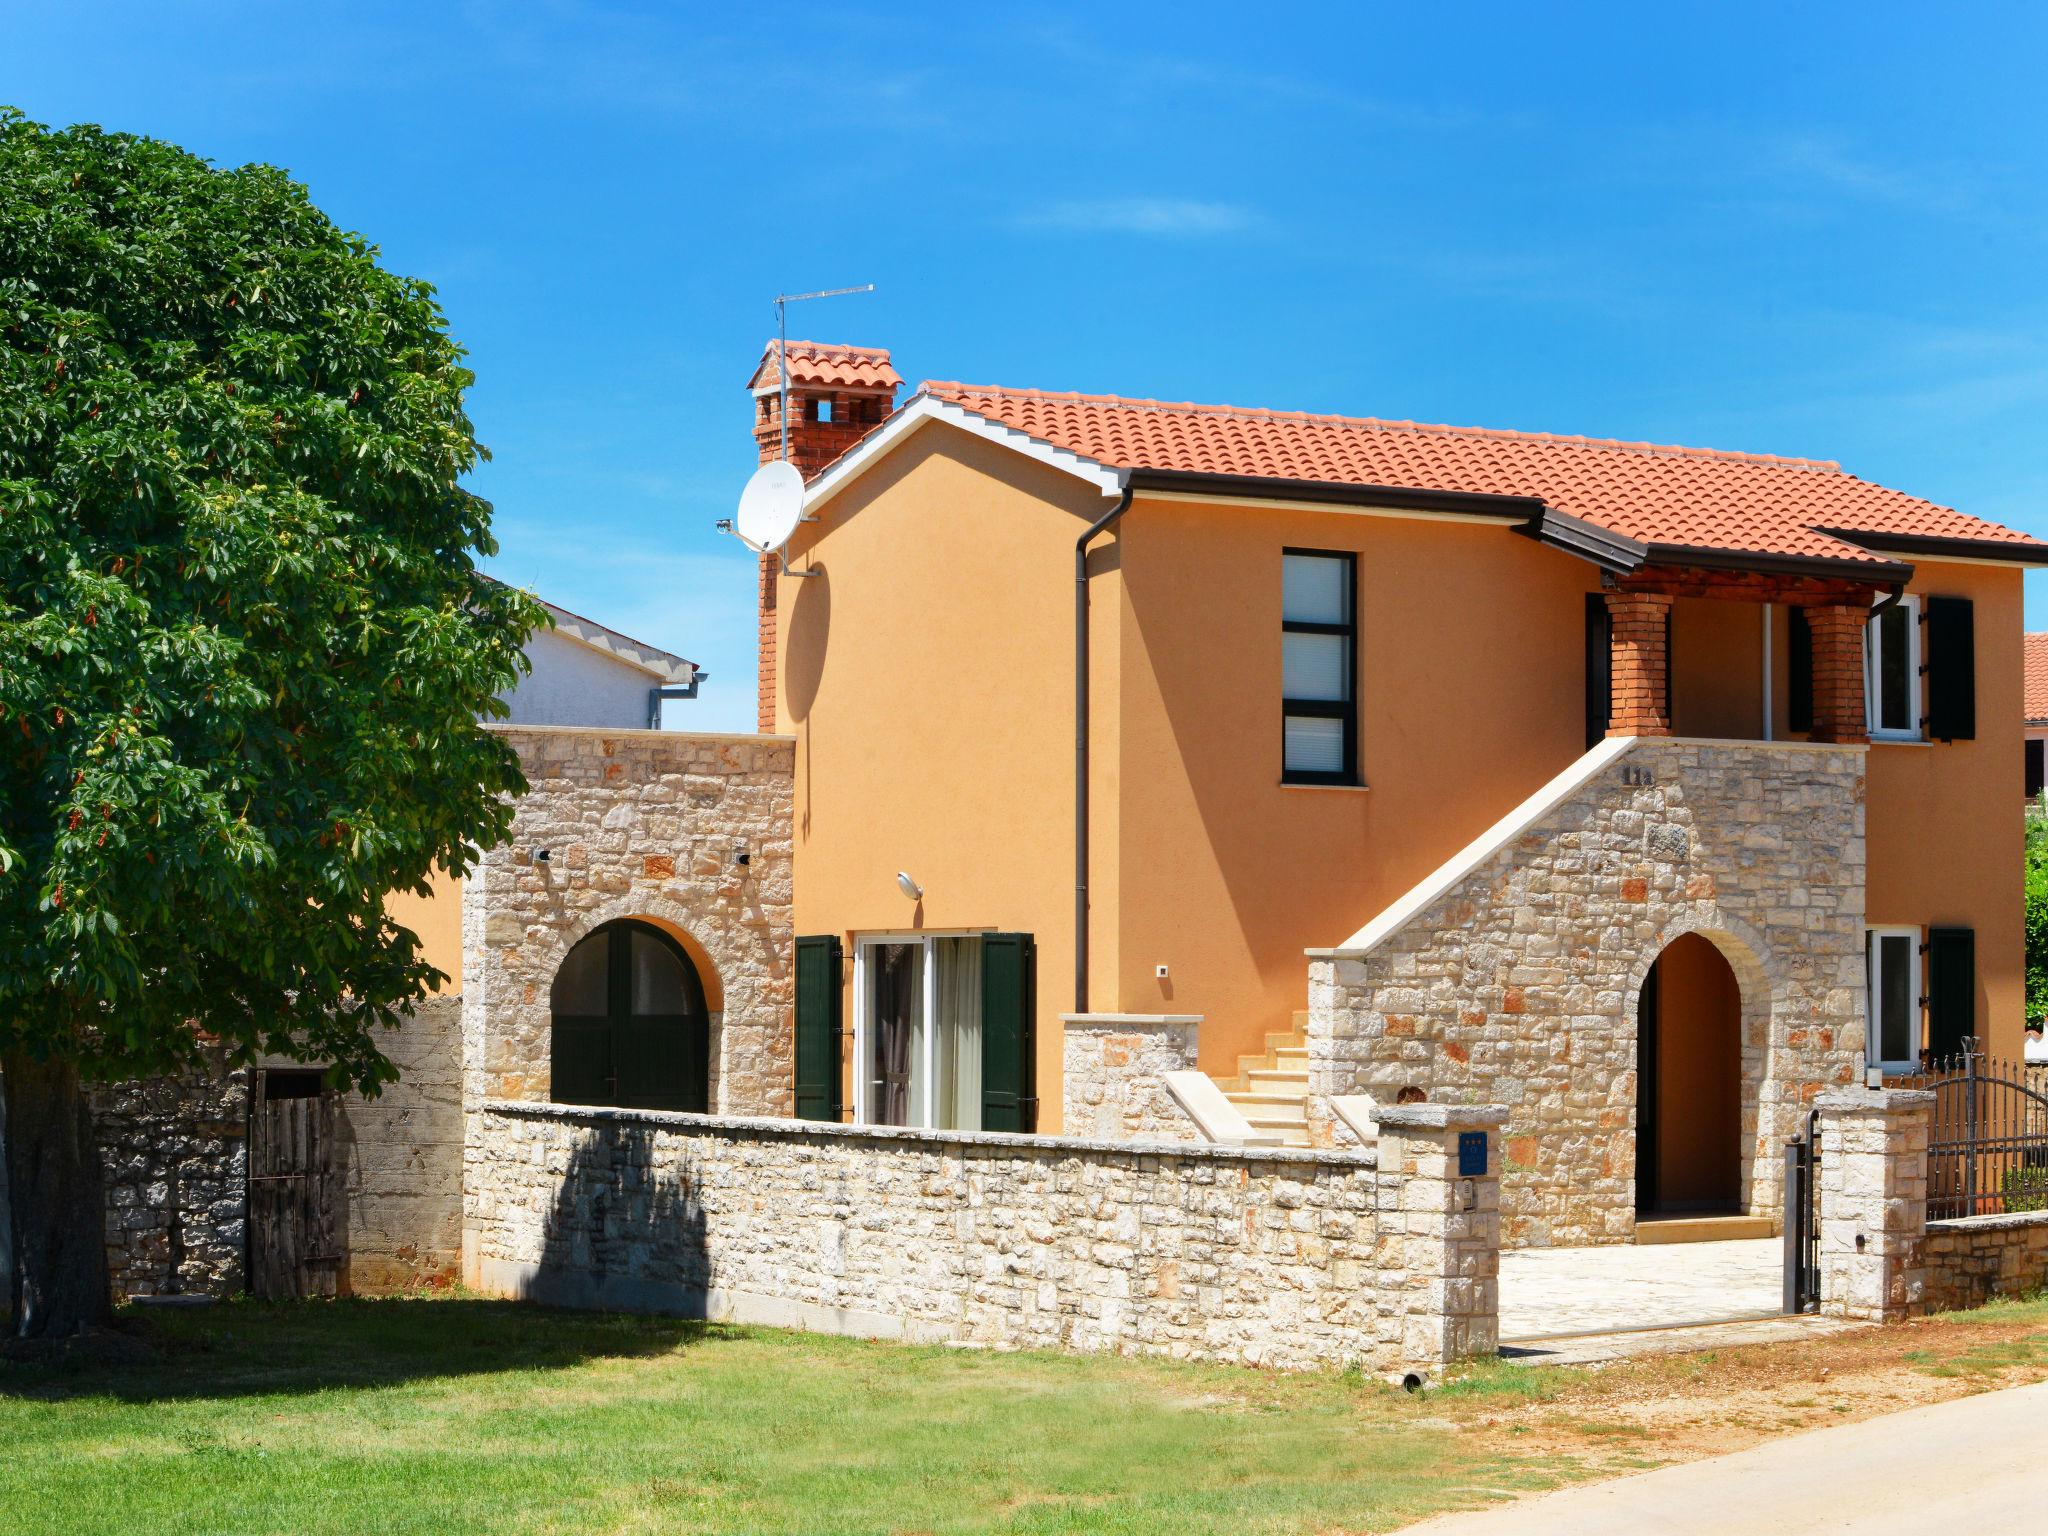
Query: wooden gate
[[248, 1075, 344, 1299]]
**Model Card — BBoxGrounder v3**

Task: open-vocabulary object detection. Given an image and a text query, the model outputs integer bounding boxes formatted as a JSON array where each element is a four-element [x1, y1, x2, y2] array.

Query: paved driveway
[[1403, 1379, 2048, 1534], [1498, 1237, 1781, 1343]]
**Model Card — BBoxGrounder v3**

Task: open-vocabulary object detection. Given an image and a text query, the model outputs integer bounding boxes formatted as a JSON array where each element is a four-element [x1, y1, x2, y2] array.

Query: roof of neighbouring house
[[905, 382, 2045, 573], [533, 596, 697, 685], [2027, 634, 2048, 724], [747, 341, 903, 394]]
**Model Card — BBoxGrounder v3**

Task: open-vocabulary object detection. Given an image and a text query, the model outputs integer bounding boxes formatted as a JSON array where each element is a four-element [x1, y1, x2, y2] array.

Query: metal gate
[[1899, 1045, 2048, 1219], [1782, 1107, 1821, 1313], [248, 1073, 344, 1299]]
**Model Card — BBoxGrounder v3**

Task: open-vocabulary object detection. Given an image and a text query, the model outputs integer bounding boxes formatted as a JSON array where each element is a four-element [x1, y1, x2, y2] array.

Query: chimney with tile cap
[[746, 340, 901, 731]]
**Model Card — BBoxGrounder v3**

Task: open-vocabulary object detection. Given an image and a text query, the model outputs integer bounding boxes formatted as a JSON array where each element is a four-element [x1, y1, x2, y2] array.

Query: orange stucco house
[[756, 340, 2044, 1245]]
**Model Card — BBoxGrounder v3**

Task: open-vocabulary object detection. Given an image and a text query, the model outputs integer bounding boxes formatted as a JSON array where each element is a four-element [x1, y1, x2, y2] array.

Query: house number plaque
[[1457, 1131, 1488, 1178]]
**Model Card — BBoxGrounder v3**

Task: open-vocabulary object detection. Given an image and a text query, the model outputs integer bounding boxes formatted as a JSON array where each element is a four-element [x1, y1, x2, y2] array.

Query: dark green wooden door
[[550, 920, 709, 1112], [979, 932, 1037, 1133], [793, 935, 843, 1122]]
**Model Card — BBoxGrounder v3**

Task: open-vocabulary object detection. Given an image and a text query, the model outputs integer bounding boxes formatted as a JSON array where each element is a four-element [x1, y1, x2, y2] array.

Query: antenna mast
[[773, 284, 875, 462]]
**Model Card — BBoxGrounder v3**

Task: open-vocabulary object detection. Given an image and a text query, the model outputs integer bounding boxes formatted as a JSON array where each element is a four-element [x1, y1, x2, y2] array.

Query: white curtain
[[935, 938, 982, 1132]]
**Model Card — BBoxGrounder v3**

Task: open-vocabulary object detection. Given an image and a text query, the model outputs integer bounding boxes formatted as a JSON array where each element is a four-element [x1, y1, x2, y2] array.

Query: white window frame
[[1867, 925, 1923, 1074], [1865, 595, 1922, 741], [850, 931, 984, 1129]]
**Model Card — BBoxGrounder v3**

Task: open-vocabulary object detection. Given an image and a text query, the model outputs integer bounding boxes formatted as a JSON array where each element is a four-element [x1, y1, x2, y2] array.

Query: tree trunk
[[1, 1050, 112, 1338]]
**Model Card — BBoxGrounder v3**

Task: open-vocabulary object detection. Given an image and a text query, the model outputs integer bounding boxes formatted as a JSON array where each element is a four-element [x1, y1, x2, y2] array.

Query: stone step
[[1635, 1214, 1777, 1245], [1271, 1047, 1308, 1063], [1230, 1102, 1308, 1128], [1245, 1068, 1309, 1089]]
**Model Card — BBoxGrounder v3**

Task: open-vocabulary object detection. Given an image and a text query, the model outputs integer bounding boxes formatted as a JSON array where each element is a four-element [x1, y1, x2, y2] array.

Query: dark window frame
[[1280, 547, 1360, 786]]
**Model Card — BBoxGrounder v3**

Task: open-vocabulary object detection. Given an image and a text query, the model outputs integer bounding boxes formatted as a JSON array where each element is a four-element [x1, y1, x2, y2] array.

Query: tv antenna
[[772, 283, 875, 462]]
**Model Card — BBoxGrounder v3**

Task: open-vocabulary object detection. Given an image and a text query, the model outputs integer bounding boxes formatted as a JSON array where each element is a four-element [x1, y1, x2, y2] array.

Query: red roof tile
[[921, 383, 2040, 569], [2027, 634, 2048, 723], [749, 341, 902, 393]]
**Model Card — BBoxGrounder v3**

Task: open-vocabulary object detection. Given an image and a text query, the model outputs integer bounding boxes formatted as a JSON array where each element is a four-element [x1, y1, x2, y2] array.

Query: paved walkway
[[1499, 1237, 1781, 1343], [1403, 1379, 2048, 1534]]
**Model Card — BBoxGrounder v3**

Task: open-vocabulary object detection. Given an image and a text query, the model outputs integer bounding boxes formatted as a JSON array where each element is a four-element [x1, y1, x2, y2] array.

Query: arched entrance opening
[[1635, 932, 1743, 1217], [550, 918, 710, 1112]]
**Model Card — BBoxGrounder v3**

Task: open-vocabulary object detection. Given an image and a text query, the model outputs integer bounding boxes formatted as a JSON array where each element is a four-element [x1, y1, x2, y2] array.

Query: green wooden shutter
[[1584, 595, 1611, 750], [1926, 927, 1976, 1060], [1788, 608, 1813, 733], [980, 932, 1037, 1133], [1925, 596, 1976, 741], [793, 935, 843, 1122]]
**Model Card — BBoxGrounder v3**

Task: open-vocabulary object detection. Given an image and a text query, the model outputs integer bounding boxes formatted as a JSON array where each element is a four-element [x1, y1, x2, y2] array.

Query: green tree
[[0, 113, 540, 1335]]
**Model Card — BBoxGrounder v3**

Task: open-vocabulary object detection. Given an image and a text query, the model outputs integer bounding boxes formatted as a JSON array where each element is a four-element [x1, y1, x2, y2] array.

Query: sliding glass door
[[858, 934, 984, 1133]]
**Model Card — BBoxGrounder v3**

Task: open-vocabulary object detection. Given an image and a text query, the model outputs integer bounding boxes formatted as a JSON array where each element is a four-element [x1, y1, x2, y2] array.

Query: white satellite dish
[[735, 459, 805, 554]]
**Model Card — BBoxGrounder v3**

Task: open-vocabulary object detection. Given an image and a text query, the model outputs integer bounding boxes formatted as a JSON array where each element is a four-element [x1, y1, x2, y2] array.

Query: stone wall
[[323, 996, 464, 1292], [461, 726, 795, 1119], [1060, 1014, 1202, 1142], [465, 1099, 1505, 1373], [91, 1049, 249, 1298], [1922, 1213, 2048, 1312], [1309, 737, 1866, 1247]]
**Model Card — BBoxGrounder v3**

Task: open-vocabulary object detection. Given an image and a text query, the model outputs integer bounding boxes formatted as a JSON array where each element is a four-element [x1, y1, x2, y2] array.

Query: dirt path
[[1445, 1299, 2048, 1469]]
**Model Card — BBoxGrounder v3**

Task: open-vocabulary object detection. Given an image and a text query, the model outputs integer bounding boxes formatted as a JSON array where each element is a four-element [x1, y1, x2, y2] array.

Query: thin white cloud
[[1016, 197, 1264, 237]]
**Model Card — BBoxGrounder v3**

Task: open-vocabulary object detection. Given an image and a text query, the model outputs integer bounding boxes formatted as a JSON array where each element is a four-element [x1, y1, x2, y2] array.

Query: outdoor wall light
[[535, 849, 552, 864], [896, 872, 923, 901], [732, 844, 751, 867]]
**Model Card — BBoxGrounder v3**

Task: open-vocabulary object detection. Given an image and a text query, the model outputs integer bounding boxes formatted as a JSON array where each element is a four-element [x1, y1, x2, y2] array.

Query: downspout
[[1075, 481, 1134, 1014]]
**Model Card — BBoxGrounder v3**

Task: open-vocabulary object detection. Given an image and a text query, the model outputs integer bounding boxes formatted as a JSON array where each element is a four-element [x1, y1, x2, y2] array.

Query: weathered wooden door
[[248, 1078, 343, 1299]]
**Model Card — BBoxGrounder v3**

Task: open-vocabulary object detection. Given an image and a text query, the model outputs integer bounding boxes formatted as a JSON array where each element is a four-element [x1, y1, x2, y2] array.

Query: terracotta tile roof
[[749, 341, 902, 393], [2027, 634, 2048, 723], [921, 382, 2041, 569]]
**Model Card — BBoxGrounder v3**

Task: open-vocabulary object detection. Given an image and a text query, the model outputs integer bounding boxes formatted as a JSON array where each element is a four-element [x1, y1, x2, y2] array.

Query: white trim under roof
[[537, 598, 697, 685], [802, 393, 1126, 513]]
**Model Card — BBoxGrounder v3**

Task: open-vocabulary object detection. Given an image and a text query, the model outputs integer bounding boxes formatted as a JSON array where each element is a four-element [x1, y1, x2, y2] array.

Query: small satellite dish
[[735, 460, 805, 554]]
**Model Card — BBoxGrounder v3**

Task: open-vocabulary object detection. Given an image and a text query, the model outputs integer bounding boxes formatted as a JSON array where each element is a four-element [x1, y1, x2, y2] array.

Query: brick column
[[1805, 605, 1868, 744], [756, 552, 778, 733], [1372, 1103, 1508, 1369], [1816, 1087, 1931, 1321], [1605, 592, 1673, 737]]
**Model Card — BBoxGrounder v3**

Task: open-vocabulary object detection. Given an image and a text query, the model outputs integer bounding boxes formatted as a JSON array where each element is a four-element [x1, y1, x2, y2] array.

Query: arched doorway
[[1635, 932, 1743, 1216], [550, 919, 710, 1112]]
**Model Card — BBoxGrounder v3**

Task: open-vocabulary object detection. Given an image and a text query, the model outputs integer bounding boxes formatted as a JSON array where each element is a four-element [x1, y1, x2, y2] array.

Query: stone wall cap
[[1370, 1103, 1512, 1131], [1926, 1210, 2048, 1235], [1059, 1012, 1204, 1026], [480, 1099, 1379, 1169], [486, 722, 795, 747], [1816, 1087, 1937, 1112]]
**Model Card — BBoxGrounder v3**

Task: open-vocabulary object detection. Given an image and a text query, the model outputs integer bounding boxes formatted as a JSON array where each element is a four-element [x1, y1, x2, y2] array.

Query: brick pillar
[[1817, 1087, 1931, 1321], [756, 552, 777, 733], [1605, 592, 1673, 737], [1372, 1102, 1507, 1370], [1805, 605, 1868, 744]]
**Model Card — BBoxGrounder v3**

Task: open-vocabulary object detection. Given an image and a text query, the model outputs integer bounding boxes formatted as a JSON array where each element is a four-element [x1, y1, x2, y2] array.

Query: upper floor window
[[1281, 550, 1358, 784], [1866, 596, 1921, 739]]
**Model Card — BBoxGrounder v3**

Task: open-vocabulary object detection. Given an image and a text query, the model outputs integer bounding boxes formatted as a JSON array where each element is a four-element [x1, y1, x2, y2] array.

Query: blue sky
[[12, 2, 2048, 731]]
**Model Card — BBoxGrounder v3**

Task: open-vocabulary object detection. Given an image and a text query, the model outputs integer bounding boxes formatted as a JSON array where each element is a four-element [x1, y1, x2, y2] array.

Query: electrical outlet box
[[1155, 964, 1170, 979]]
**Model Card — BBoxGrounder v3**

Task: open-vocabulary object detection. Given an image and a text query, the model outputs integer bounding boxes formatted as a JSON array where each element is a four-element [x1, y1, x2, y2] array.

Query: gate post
[[1815, 1088, 1933, 1321], [1372, 1103, 1509, 1369]]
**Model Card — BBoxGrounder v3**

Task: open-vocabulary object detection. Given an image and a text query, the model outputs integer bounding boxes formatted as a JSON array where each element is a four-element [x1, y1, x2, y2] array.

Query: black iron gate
[[1782, 1107, 1821, 1313], [1901, 1045, 2048, 1219]]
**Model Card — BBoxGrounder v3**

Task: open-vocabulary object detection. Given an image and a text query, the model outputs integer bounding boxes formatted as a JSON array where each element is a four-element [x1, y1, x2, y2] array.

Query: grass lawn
[[4, 1292, 2047, 1536]]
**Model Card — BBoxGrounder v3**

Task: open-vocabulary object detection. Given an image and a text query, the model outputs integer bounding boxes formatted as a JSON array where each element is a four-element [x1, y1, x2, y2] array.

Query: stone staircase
[[1221, 1013, 1312, 1148]]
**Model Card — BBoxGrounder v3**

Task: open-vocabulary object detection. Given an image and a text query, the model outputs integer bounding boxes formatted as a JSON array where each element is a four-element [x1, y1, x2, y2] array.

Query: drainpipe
[[1075, 481, 1134, 1014]]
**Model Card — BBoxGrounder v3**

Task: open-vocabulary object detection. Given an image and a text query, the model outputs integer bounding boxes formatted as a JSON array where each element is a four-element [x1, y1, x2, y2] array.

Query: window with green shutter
[[979, 932, 1037, 1133], [793, 935, 843, 1122]]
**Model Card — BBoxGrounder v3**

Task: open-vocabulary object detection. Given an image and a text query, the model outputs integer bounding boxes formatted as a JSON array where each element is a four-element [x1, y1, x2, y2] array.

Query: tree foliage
[[0, 111, 540, 1091]]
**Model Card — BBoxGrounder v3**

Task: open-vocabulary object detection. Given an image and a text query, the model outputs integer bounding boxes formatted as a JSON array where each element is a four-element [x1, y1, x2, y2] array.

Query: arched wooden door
[[550, 919, 709, 1112]]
